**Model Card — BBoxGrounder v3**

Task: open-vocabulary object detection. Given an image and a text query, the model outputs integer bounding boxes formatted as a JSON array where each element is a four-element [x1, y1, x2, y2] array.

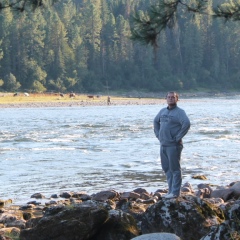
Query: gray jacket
[[153, 105, 190, 146]]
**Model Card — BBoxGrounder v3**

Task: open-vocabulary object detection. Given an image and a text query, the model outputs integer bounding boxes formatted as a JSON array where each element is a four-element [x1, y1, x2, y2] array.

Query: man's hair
[[166, 91, 179, 100]]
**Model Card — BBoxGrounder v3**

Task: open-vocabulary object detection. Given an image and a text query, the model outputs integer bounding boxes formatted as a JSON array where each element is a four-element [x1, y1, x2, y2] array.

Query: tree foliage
[[4, 73, 21, 91], [131, 0, 240, 47], [0, 0, 240, 93], [0, 0, 57, 12]]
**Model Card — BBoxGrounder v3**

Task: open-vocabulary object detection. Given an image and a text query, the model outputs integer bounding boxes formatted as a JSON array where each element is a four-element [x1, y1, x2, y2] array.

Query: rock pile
[[0, 181, 240, 240]]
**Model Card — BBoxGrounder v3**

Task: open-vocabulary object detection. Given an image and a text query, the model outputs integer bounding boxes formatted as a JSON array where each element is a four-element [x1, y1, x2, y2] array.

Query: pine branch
[[130, 0, 179, 47], [131, 0, 240, 46]]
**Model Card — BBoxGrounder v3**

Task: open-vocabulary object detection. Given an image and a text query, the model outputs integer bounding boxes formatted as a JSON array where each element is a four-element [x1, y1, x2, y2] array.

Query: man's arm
[[153, 113, 160, 139], [175, 110, 190, 143]]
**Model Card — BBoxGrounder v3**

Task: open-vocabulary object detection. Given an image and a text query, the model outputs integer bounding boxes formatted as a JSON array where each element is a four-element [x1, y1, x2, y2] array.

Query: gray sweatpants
[[160, 145, 183, 196]]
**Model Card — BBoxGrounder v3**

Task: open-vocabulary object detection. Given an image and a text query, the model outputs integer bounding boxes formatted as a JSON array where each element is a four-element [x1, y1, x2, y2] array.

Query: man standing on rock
[[153, 91, 190, 198]]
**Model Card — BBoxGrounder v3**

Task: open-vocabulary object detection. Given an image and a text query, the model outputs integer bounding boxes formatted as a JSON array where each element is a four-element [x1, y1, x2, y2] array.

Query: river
[[0, 97, 239, 205]]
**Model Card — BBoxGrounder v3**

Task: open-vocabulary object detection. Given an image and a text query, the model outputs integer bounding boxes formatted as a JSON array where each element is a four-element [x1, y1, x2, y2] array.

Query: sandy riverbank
[[0, 91, 239, 108], [0, 92, 166, 108], [0, 97, 164, 108]]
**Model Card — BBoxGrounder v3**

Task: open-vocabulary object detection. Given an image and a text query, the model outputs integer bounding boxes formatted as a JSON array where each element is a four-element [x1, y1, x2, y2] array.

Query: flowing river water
[[0, 97, 240, 205]]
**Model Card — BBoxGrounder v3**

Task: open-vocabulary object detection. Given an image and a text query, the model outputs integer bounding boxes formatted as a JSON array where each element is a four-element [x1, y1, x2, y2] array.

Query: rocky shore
[[0, 180, 240, 240]]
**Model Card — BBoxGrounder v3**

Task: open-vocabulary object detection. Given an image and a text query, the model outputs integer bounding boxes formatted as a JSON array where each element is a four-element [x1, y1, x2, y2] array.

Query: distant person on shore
[[153, 91, 190, 198], [107, 96, 111, 105]]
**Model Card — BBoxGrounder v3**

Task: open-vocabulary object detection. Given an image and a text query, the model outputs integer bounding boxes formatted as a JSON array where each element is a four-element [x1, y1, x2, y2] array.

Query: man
[[153, 91, 190, 198]]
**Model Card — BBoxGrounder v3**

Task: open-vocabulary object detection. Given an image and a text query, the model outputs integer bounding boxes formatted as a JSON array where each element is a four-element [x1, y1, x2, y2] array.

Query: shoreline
[[0, 98, 164, 108], [0, 91, 240, 108]]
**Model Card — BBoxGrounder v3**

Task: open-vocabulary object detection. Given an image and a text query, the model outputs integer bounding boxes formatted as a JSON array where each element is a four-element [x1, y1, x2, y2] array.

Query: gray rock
[[20, 202, 109, 240], [59, 191, 72, 198], [155, 189, 168, 194], [50, 194, 58, 198], [181, 182, 194, 193], [131, 232, 181, 240], [140, 192, 151, 200], [45, 200, 58, 206], [196, 188, 211, 198], [71, 191, 91, 201], [229, 181, 237, 187], [20, 201, 139, 240], [92, 190, 119, 201], [26, 201, 41, 205], [230, 181, 240, 197], [19, 204, 34, 210], [210, 188, 234, 201], [30, 193, 45, 199], [121, 191, 140, 200], [93, 209, 139, 240], [5, 219, 26, 229], [153, 192, 162, 199], [133, 188, 149, 195], [197, 184, 213, 192]]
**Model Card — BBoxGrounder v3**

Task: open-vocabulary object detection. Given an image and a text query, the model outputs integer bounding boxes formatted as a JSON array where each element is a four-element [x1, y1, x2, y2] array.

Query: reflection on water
[[0, 97, 240, 204]]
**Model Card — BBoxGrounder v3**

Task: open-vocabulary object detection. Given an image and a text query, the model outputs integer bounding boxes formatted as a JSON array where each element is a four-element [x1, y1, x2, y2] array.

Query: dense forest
[[0, 0, 240, 94]]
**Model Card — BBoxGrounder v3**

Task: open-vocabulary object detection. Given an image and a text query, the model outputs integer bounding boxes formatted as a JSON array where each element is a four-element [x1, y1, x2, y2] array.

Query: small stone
[[140, 192, 151, 200], [50, 194, 58, 198], [26, 201, 41, 205], [92, 190, 119, 201], [59, 192, 72, 198], [120, 192, 140, 200], [133, 188, 149, 195], [141, 198, 157, 204], [30, 193, 45, 199], [19, 204, 34, 210], [23, 212, 33, 221], [192, 175, 207, 180]]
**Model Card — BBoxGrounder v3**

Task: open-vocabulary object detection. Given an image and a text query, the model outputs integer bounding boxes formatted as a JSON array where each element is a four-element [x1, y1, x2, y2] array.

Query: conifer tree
[[0, 8, 13, 78]]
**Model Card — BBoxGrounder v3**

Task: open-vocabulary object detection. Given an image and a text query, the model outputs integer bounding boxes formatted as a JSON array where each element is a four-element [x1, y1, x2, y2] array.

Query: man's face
[[166, 93, 178, 106]]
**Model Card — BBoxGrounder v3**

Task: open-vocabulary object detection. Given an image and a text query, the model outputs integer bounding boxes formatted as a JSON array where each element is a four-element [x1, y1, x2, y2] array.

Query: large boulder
[[230, 181, 240, 197], [20, 200, 140, 240], [210, 188, 234, 201], [20, 201, 109, 240], [201, 200, 240, 240], [140, 195, 225, 240], [92, 209, 139, 240]]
